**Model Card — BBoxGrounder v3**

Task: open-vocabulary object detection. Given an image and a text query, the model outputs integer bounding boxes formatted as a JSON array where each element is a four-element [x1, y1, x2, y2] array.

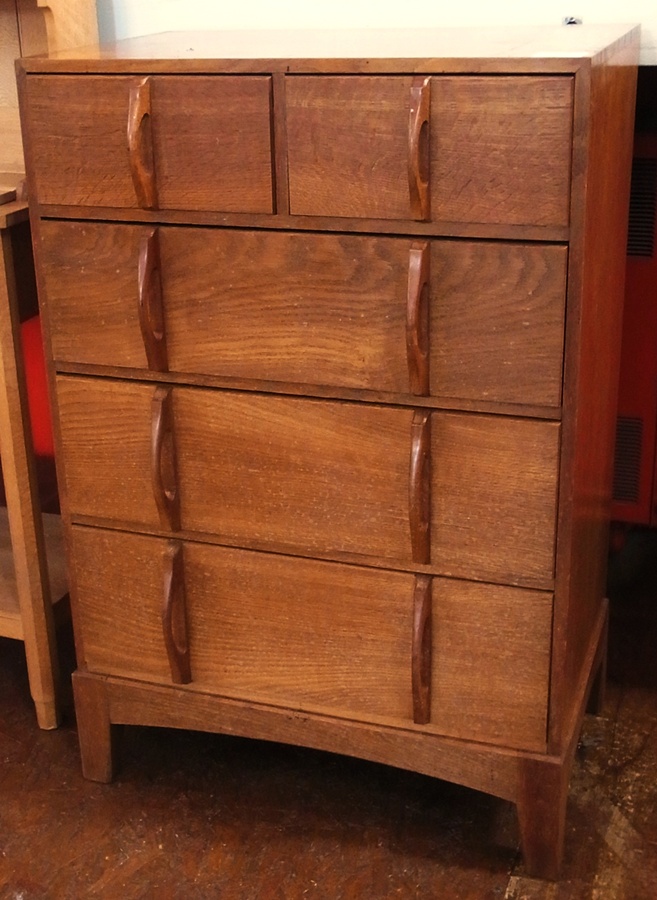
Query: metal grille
[[627, 157, 657, 257], [613, 416, 644, 503]]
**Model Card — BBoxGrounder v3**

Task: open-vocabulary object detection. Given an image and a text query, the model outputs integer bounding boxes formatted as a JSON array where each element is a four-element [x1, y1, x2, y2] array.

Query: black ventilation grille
[[613, 416, 643, 504], [627, 157, 657, 257]]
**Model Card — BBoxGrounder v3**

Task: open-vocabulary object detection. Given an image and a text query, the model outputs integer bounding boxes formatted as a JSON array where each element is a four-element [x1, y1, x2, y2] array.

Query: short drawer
[[71, 525, 551, 751], [56, 377, 559, 587], [286, 75, 573, 226], [22, 75, 273, 212], [42, 221, 566, 407]]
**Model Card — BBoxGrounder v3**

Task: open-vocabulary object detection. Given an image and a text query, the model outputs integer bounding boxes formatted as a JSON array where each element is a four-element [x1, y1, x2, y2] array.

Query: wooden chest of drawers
[[17, 25, 639, 878]]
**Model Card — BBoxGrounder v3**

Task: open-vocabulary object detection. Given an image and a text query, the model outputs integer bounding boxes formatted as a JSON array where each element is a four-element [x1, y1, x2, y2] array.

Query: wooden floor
[[1, 528, 657, 898]]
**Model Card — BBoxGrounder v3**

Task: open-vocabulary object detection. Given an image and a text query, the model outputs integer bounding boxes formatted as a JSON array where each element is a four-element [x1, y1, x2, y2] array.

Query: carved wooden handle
[[412, 574, 432, 725], [128, 76, 158, 209], [151, 386, 181, 531], [138, 228, 168, 371], [409, 410, 431, 564], [162, 540, 191, 684], [408, 76, 431, 221], [406, 241, 430, 395]]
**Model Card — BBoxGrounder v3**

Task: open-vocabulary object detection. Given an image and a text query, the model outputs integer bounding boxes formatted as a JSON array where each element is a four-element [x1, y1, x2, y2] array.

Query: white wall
[[95, 0, 656, 65]]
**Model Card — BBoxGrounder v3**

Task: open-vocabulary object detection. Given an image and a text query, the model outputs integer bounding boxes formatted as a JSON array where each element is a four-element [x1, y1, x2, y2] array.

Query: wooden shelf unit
[[0, 1, 97, 728]]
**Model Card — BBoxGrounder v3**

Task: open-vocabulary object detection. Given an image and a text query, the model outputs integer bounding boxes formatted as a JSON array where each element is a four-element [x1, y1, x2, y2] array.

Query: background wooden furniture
[[18, 25, 638, 874], [0, 1, 97, 728], [1, 0, 98, 179], [0, 194, 67, 729]]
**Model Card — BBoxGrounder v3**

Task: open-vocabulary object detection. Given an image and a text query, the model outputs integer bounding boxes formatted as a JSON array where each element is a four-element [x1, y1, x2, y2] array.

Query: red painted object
[[19, 314, 54, 457], [612, 134, 657, 526]]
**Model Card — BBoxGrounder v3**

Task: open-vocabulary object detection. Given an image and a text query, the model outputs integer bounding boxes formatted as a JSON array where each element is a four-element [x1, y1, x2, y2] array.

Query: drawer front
[[286, 75, 573, 225], [71, 526, 550, 751], [42, 221, 566, 407], [56, 377, 162, 527], [432, 412, 560, 587], [433, 241, 567, 408], [429, 577, 551, 750], [57, 377, 559, 585], [23, 75, 273, 212]]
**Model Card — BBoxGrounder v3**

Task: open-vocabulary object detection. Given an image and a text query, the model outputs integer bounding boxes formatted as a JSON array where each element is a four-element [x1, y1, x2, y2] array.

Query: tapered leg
[[516, 756, 569, 880], [72, 671, 121, 783]]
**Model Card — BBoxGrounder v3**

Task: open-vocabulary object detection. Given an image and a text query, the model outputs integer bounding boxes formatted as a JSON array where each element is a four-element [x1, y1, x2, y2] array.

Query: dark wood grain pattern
[[40, 220, 150, 368], [162, 540, 191, 684], [42, 222, 413, 390], [127, 76, 157, 209], [431, 76, 573, 227], [56, 375, 161, 527], [431, 241, 567, 407], [21, 74, 274, 211], [150, 75, 274, 213], [430, 578, 552, 751], [287, 76, 413, 219], [432, 412, 560, 588], [69, 524, 551, 751], [161, 227, 412, 391], [173, 388, 415, 562], [40, 222, 565, 410], [411, 574, 432, 725], [287, 74, 573, 226], [138, 227, 168, 371], [70, 526, 417, 724], [23, 75, 141, 207]]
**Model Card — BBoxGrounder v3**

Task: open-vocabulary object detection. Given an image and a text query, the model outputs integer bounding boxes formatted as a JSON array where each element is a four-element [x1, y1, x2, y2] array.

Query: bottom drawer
[[71, 526, 552, 751]]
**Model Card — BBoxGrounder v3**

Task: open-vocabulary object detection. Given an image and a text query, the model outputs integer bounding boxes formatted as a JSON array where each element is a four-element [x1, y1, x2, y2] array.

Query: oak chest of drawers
[[17, 25, 639, 878]]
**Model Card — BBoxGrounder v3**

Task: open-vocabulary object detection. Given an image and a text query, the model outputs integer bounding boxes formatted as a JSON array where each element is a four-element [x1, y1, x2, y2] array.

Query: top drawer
[[22, 75, 274, 212], [286, 75, 573, 226]]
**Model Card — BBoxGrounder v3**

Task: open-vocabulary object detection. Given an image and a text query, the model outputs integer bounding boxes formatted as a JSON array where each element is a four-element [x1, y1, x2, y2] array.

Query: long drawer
[[42, 221, 567, 408], [56, 376, 560, 588], [71, 525, 552, 752]]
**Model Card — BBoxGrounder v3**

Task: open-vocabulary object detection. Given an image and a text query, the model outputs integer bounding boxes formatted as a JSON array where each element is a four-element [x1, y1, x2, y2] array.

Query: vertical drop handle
[[138, 228, 168, 372], [162, 540, 191, 684], [409, 410, 431, 564], [406, 241, 430, 395], [128, 76, 158, 209], [151, 386, 181, 531], [408, 76, 431, 221], [412, 575, 432, 724]]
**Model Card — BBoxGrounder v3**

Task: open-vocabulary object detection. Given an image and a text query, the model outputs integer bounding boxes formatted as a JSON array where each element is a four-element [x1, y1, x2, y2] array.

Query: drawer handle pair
[[128, 76, 158, 209]]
